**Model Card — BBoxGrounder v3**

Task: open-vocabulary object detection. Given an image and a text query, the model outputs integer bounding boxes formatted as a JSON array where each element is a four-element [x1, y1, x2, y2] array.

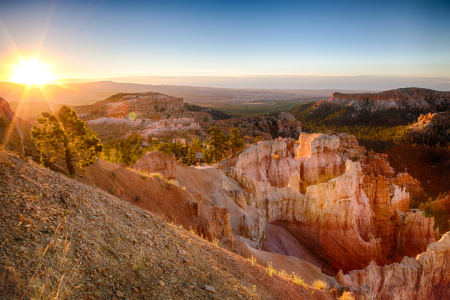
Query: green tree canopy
[[208, 125, 228, 163], [31, 105, 102, 175], [101, 134, 147, 166], [191, 138, 203, 152], [186, 146, 197, 165], [229, 128, 245, 156], [157, 142, 173, 155], [202, 146, 212, 164]]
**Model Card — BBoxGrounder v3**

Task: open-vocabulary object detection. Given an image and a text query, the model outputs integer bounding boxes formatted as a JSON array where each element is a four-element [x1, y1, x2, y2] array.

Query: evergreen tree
[[207, 126, 228, 163], [100, 134, 147, 166], [186, 146, 197, 165], [202, 146, 212, 164], [31, 106, 102, 176], [229, 128, 245, 156], [171, 141, 183, 159], [191, 138, 203, 152], [157, 142, 173, 155]]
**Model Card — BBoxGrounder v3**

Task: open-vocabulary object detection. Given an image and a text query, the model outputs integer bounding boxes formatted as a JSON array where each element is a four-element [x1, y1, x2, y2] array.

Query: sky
[[0, 0, 450, 90]]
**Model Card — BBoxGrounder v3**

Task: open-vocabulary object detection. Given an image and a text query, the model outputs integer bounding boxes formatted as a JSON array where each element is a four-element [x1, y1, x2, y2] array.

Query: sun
[[11, 58, 55, 85]]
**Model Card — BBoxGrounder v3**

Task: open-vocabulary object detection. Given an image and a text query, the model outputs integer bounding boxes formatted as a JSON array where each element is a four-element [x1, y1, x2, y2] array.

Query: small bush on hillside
[[248, 255, 256, 266], [135, 195, 141, 202], [313, 279, 327, 290], [150, 173, 163, 180], [266, 262, 276, 277], [339, 291, 355, 300]]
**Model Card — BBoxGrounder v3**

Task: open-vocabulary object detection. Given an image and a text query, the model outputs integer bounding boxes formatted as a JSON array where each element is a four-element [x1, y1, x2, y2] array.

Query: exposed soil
[[0, 151, 335, 299]]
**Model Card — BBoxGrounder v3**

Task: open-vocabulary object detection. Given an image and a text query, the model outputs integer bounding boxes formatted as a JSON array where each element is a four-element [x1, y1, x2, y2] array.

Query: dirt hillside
[[0, 151, 335, 300]]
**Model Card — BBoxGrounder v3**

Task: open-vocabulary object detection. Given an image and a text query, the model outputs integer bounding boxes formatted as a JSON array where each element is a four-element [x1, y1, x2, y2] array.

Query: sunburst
[[10, 58, 55, 85]]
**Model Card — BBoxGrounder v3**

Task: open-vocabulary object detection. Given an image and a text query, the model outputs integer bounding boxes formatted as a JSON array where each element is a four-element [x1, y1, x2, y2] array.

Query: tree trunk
[[65, 147, 75, 176]]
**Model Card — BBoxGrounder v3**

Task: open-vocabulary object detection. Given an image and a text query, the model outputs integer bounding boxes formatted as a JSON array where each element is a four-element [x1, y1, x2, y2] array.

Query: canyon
[[2, 90, 450, 299], [72, 92, 302, 142]]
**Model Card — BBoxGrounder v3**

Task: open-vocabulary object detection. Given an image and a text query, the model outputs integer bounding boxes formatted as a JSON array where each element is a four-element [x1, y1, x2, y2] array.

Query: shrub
[[266, 262, 275, 277], [292, 273, 307, 286], [313, 279, 327, 290], [134, 195, 141, 202], [339, 291, 355, 300]]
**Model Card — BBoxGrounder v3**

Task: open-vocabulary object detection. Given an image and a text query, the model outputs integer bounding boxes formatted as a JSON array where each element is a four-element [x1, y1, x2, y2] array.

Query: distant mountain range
[[0, 81, 377, 106]]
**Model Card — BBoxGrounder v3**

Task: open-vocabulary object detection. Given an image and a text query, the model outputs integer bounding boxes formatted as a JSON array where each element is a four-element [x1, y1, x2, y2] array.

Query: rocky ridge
[[338, 232, 450, 300], [0, 151, 334, 300], [326, 88, 450, 112]]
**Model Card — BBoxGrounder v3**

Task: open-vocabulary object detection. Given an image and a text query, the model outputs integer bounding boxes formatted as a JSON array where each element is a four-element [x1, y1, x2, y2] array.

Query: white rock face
[[235, 141, 299, 188], [295, 133, 345, 192]]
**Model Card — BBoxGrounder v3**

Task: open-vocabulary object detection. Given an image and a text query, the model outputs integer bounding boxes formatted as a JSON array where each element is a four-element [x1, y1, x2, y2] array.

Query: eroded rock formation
[[338, 232, 450, 300], [235, 140, 298, 188], [295, 133, 345, 192], [133, 151, 176, 179], [221, 132, 436, 274]]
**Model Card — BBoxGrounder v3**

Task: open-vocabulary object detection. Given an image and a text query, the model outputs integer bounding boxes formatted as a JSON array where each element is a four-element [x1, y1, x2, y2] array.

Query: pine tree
[[186, 146, 196, 165], [202, 146, 212, 164], [31, 106, 102, 176], [229, 128, 245, 156], [207, 125, 228, 163], [191, 138, 203, 152], [157, 142, 173, 155]]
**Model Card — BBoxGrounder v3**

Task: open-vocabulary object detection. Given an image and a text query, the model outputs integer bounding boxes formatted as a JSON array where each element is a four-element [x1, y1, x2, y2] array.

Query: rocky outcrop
[[337, 133, 367, 161], [175, 162, 266, 248], [200, 112, 302, 141], [403, 111, 450, 148], [76, 92, 186, 120], [326, 88, 450, 112], [338, 232, 450, 300], [132, 151, 176, 179], [235, 140, 298, 188], [223, 133, 436, 275], [295, 133, 345, 192], [0, 97, 24, 155], [360, 150, 426, 203]]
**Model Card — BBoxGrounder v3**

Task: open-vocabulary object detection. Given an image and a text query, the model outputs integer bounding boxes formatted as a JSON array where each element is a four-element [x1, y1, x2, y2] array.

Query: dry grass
[[247, 255, 256, 266], [266, 262, 276, 277], [313, 279, 327, 290], [27, 227, 82, 300], [339, 291, 355, 300], [258, 261, 308, 287]]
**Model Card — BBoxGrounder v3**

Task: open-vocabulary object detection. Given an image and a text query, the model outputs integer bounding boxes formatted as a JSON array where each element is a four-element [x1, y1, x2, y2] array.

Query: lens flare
[[11, 58, 55, 85]]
